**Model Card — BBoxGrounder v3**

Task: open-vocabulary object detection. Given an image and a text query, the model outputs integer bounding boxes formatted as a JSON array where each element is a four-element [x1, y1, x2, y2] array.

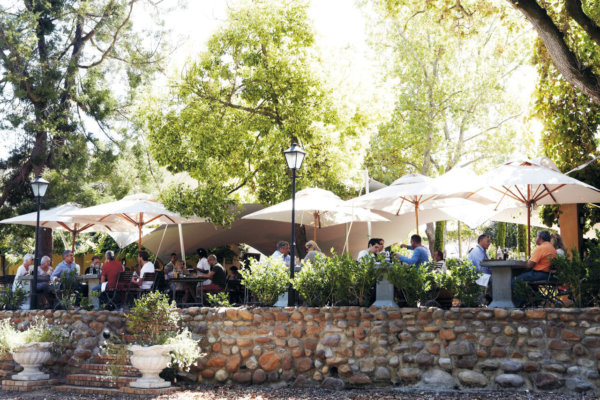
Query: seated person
[[198, 254, 227, 292], [37, 255, 54, 308], [357, 238, 381, 261], [168, 260, 195, 303], [13, 254, 34, 292], [515, 230, 556, 283], [196, 248, 210, 275], [131, 251, 155, 289], [433, 250, 447, 272], [551, 233, 566, 256], [229, 266, 243, 280], [467, 234, 491, 274], [271, 241, 291, 266], [394, 235, 430, 267], [303, 240, 323, 265], [85, 255, 102, 275], [51, 250, 80, 282], [100, 250, 122, 291], [164, 252, 177, 274]]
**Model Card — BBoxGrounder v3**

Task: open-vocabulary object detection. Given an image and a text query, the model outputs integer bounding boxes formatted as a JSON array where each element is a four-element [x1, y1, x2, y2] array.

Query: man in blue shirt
[[51, 250, 80, 282], [271, 241, 291, 266], [467, 234, 491, 274], [396, 234, 430, 267]]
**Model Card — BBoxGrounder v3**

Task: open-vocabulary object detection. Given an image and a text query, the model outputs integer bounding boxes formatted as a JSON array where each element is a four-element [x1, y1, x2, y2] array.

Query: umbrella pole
[[415, 203, 419, 235], [71, 223, 77, 252], [527, 203, 531, 258]]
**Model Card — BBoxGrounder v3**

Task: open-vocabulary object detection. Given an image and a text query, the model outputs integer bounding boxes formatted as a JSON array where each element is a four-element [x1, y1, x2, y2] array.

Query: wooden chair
[[127, 272, 156, 302], [102, 271, 133, 310]]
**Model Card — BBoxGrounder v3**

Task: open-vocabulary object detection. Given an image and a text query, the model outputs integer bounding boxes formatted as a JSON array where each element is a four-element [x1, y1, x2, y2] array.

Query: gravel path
[[0, 386, 590, 400]]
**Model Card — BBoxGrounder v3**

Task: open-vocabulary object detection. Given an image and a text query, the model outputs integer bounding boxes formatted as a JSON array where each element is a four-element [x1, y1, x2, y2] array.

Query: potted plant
[[240, 257, 289, 306], [0, 318, 67, 381], [120, 291, 202, 388]]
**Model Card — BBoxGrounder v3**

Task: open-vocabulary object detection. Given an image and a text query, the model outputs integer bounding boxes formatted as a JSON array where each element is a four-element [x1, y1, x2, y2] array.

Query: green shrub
[[292, 255, 332, 307], [386, 260, 430, 307], [447, 259, 480, 307], [0, 285, 27, 310], [125, 291, 180, 345], [240, 257, 289, 306], [206, 292, 232, 307]]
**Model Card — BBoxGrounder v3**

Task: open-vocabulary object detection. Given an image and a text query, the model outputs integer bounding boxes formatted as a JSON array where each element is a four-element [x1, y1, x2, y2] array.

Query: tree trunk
[[508, 0, 600, 104], [294, 224, 307, 260], [39, 228, 53, 259], [425, 222, 435, 256]]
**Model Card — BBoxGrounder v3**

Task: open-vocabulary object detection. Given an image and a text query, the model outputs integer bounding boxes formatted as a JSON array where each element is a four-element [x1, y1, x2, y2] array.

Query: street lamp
[[30, 175, 49, 309], [283, 143, 306, 307]]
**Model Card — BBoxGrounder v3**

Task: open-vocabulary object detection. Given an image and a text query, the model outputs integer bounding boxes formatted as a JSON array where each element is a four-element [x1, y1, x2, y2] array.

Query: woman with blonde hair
[[551, 233, 566, 256], [303, 240, 323, 265]]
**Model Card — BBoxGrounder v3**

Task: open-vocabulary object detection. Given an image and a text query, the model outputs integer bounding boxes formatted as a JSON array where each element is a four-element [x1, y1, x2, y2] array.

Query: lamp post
[[30, 175, 49, 309], [283, 143, 306, 307]]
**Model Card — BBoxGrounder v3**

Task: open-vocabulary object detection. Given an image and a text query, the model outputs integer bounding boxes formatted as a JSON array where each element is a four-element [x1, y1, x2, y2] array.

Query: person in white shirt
[[132, 251, 155, 290], [357, 238, 381, 261], [271, 241, 291, 266], [13, 254, 34, 292], [195, 248, 211, 286]]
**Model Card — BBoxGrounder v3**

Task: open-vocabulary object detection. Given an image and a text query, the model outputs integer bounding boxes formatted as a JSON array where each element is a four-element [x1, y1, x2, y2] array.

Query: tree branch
[[508, 0, 600, 104], [565, 0, 600, 46]]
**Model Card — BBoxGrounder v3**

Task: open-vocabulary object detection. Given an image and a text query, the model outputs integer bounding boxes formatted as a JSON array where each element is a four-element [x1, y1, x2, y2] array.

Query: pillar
[[559, 204, 582, 255]]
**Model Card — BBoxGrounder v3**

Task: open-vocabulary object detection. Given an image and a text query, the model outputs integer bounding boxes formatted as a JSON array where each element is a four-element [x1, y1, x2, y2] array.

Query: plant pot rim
[[127, 344, 175, 355], [12, 342, 52, 352]]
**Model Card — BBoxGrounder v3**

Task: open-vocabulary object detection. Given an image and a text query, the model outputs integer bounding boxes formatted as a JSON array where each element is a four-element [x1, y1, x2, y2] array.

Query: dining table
[[481, 260, 528, 308], [168, 276, 207, 306]]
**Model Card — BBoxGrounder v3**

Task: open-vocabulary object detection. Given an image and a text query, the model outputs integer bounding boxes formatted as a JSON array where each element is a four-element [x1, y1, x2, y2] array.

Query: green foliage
[[240, 258, 289, 306], [0, 0, 167, 231], [535, 32, 600, 228], [141, 0, 362, 225], [447, 259, 480, 307], [53, 269, 79, 310], [292, 252, 386, 307], [0, 285, 27, 310], [364, 0, 531, 181], [292, 257, 333, 307], [0, 318, 69, 356], [434, 222, 445, 253], [125, 292, 180, 346], [206, 292, 232, 308], [552, 249, 585, 308], [517, 225, 527, 255], [496, 222, 507, 249], [386, 261, 430, 306]]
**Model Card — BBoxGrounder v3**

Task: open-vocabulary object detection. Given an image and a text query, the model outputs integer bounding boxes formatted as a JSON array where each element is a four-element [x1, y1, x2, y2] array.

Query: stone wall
[[2, 306, 600, 393]]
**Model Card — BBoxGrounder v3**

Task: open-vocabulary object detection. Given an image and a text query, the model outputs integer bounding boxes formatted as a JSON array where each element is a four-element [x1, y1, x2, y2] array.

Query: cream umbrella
[[464, 158, 600, 256], [0, 203, 135, 250], [64, 193, 204, 251], [350, 169, 493, 234], [242, 188, 388, 241]]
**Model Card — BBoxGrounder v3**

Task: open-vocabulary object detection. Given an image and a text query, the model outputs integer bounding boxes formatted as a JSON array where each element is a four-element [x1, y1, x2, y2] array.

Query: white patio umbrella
[[465, 158, 600, 256], [65, 193, 204, 251], [242, 188, 389, 241], [0, 203, 135, 250], [350, 169, 494, 233]]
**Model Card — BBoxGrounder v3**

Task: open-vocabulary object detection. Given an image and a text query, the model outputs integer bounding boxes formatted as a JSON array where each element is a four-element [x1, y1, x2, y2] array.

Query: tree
[[363, 0, 532, 248], [496, 222, 506, 248], [0, 0, 167, 257], [141, 0, 364, 225], [0, 0, 166, 209], [533, 22, 600, 228], [508, 0, 600, 105]]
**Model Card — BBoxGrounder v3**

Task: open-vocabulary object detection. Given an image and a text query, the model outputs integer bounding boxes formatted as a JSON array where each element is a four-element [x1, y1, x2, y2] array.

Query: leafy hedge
[[242, 253, 482, 308]]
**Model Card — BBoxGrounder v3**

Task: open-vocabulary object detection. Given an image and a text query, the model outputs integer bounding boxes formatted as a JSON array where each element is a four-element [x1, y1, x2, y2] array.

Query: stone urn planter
[[128, 344, 174, 388], [11, 342, 52, 381]]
